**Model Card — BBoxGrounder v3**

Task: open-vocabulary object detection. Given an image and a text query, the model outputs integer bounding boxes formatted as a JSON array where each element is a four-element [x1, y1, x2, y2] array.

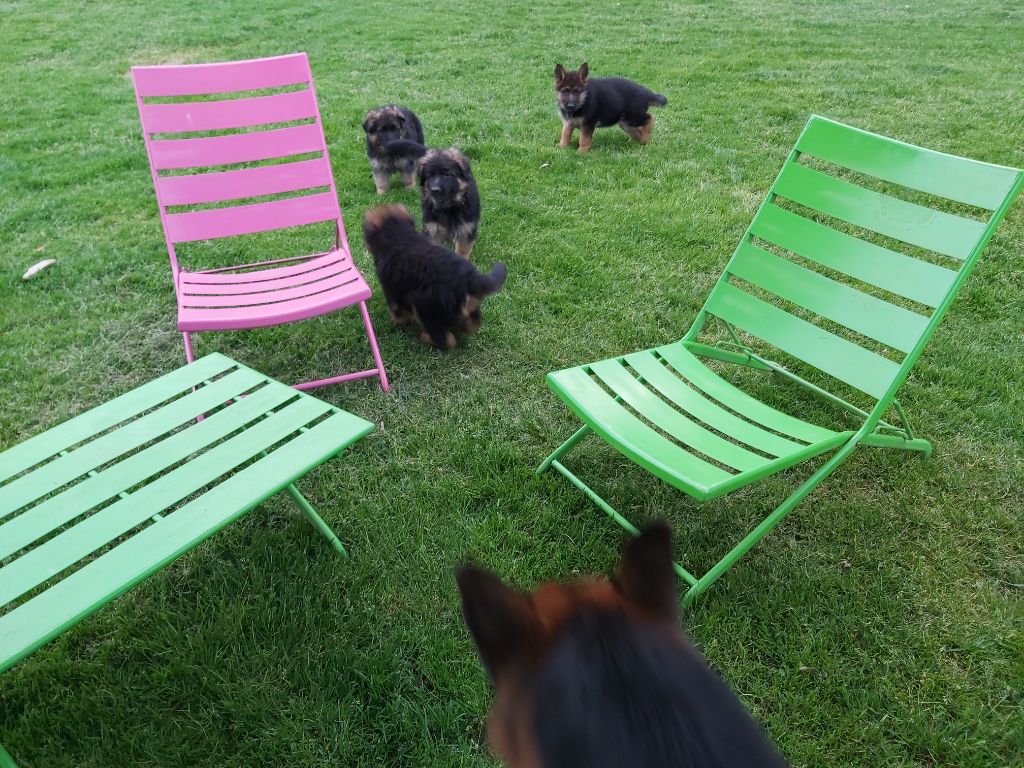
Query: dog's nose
[[428, 185, 443, 194]]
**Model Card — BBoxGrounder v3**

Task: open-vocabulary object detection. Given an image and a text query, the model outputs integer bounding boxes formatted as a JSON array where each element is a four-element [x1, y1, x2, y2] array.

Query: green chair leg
[[860, 432, 933, 458], [537, 424, 592, 474], [284, 484, 349, 559], [0, 743, 16, 768]]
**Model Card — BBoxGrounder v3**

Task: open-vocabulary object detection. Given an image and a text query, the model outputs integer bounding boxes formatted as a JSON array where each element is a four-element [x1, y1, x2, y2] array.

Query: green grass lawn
[[2, 0, 1023, 765]]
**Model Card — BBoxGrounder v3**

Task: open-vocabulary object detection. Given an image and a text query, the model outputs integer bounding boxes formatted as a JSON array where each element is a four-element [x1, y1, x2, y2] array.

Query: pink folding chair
[[131, 52, 389, 392]]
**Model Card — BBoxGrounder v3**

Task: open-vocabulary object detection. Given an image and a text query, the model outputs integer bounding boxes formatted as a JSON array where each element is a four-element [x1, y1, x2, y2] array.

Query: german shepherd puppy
[[362, 105, 425, 194], [362, 205, 506, 349], [456, 522, 788, 768], [554, 63, 667, 153], [384, 140, 481, 258]]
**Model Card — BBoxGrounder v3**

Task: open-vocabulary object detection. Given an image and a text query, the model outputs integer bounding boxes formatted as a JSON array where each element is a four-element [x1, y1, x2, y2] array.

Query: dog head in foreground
[[456, 522, 787, 768]]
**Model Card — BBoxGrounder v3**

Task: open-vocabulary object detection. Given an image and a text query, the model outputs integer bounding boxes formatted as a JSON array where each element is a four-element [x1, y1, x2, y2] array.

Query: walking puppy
[[456, 522, 788, 768], [362, 205, 505, 349], [554, 63, 667, 153], [385, 140, 481, 258], [362, 105, 425, 193]]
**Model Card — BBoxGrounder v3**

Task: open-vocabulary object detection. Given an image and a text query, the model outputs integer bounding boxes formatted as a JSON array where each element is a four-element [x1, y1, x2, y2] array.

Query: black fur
[[362, 205, 505, 349], [384, 141, 482, 257], [362, 105, 426, 193], [532, 610, 788, 768]]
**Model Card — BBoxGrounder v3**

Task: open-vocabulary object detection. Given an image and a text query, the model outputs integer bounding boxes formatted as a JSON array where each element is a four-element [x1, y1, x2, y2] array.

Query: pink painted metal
[[131, 52, 389, 392]]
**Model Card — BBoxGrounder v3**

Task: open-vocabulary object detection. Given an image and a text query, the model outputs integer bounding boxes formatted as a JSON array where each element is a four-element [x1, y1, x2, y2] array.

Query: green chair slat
[[623, 351, 805, 457], [0, 396, 332, 608], [547, 368, 732, 497], [750, 204, 957, 308], [773, 161, 986, 260], [704, 282, 900, 398], [590, 360, 768, 472], [0, 354, 234, 484], [729, 241, 929, 353], [0, 410, 372, 675], [655, 344, 838, 443], [797, 116, 1019, 211], [0, 384, 296, 561], [0, 367, 266, 521]]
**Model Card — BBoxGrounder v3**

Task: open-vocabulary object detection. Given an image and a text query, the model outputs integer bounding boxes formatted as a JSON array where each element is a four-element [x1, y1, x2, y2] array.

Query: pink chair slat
[[149, 123, 323, 171], [131, 53, 310, 98], [178, 277, 373, 332], [180, 259, 354, 296], [179, 251, 347, 285], [164, 192, 338, 243], [140, 89, 318, 134], [180, 271, 362, 308], [157, 159, 332, 206]]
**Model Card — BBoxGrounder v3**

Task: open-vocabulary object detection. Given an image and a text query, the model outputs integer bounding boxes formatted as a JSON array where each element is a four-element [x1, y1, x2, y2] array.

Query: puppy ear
[[616, 521, 678, 623], [554, 63, 566, 82], [453, 151, 472, 179], [578, 62, 589, 81], [362, 118, 371, 132], [456, 565, 543, 680]]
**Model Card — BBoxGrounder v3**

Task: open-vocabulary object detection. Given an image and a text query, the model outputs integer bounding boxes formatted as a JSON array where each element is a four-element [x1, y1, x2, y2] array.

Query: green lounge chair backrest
[[699, 115, 1024, 405]]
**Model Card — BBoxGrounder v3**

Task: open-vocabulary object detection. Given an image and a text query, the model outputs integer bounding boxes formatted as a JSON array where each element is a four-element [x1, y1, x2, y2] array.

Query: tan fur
[[559, 122, 574, 148], [454, 239, 474, 259], [363, 203, 412, 232], [578, 125, 594, 154]]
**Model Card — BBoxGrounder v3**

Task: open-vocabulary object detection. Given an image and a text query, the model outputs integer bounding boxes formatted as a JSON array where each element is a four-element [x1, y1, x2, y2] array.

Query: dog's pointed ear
[[361, 118, 371, 132], [456, 565, 543, 680], [453, 151, 472, 179], [578, 62, 589, 81], [616, 521, 678, 623], [554, 63, 566, 82]]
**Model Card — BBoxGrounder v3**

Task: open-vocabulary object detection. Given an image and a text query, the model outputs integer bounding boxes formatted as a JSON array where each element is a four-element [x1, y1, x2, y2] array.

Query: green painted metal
[[0, 354, 373, 764], [540, 115, 1023, 604]]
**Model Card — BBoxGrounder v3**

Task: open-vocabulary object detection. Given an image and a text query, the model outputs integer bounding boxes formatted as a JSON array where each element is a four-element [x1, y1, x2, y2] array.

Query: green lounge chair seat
[[539, 115, 1023, 606], [0, 354, 372, 767]]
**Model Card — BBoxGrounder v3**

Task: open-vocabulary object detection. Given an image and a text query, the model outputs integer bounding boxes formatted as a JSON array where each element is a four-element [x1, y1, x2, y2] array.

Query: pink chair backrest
[[132, 53, 346, 266]]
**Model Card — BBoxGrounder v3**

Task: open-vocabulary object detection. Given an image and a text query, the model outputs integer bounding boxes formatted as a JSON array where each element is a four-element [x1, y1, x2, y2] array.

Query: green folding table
[[0, 353, 373, 766]]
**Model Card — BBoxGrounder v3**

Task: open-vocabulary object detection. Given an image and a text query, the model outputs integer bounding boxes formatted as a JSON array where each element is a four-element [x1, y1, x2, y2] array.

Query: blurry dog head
[[363, 105, 413, 151], [419, 148, 474, 208], [456, 522, 787, 768], [554, 62, 589, 113], [361, 203, 414, 258]]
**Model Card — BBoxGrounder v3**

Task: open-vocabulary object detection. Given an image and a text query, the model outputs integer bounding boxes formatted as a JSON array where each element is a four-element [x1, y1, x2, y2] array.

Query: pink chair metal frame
[[132, 53, 389, 392]]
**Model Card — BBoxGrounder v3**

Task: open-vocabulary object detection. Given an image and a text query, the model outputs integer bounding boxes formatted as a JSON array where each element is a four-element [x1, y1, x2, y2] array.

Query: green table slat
[[0, 396, 331, 607], [0, 367, 265, 520], [0, 383, 296, 561], [0, 410, 372, 674], [0, 354, 234, 483]]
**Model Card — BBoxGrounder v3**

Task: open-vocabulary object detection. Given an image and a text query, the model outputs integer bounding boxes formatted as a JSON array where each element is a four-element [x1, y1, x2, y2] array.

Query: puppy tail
[[384, 139, 429, 158], [649, 92, 668, 107], [471, 262, 508, 296]]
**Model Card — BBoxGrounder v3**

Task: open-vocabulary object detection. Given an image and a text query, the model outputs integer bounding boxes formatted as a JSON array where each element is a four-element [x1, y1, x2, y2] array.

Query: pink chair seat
[[177, 250, 372, 332]]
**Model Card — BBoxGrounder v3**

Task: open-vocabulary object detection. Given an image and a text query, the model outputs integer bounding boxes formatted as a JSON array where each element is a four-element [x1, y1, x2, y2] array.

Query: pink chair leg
[[182, 331, 196, 363], [358, 301, 390, 392]]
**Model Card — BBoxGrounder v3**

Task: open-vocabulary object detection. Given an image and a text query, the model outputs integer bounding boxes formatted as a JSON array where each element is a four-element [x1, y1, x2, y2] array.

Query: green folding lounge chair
[[0, 354, 373, 767], [538, 115, 1023, 606]]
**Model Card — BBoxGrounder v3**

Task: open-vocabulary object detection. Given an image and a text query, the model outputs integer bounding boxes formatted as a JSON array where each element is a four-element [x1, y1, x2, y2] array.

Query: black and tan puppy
[[362, 105, 425, 193], [384, 140, 481, 258], [363, 205, 506, 349], [554, 63, 667, 153]]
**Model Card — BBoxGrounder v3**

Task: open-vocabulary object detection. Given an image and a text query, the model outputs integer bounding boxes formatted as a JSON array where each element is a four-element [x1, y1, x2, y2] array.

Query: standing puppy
[[362, 105, 425, 193], [362, 205, 505, 349], [386, 140, 482, 258], [456, 522, 788, 768], [554, 63, 667, 153]]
